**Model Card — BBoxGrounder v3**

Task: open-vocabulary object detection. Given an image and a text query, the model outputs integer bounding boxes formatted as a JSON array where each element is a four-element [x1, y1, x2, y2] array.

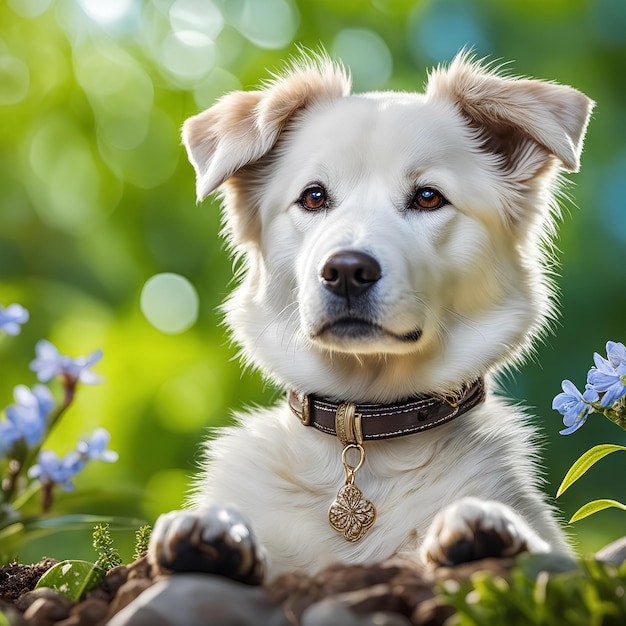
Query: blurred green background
[[0, 0, 624, 564]]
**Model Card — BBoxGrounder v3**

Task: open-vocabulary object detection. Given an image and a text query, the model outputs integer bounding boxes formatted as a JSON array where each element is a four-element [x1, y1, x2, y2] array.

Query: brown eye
[[410, 187, 446, 211], [300, 185, 327, 211]]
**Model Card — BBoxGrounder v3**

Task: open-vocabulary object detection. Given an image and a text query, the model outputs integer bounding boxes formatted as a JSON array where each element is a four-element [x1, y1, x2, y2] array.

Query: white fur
[[149, 53, 594, 581]]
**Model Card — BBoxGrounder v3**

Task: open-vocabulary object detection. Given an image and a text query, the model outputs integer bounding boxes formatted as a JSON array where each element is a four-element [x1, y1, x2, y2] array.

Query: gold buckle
[[335, 402, 363, 445], [438, 391, 460, 419], [300, 394, 311, 426]]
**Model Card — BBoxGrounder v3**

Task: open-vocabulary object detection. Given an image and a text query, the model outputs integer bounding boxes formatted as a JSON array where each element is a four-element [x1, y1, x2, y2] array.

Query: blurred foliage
[[441, 553, 626, 625], [0, 0, 624, 563]]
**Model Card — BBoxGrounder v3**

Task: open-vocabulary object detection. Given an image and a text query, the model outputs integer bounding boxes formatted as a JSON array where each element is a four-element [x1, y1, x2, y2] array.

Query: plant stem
[[1, 377, 77, 512], [1, 442, 28, 507], [42, 482, 54, 514], [604, 409, 626, 431]]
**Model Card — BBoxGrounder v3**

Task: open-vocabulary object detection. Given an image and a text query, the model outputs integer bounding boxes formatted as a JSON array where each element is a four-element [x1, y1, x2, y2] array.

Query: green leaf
[[22, 514, 146, 532], [556, 444, 626, 497], [516, 552, 579, 579], [1, 515, 145, 566], [10, 479, 42, 511], [35, 560, 106, 601], [569, 499, 626, 523]]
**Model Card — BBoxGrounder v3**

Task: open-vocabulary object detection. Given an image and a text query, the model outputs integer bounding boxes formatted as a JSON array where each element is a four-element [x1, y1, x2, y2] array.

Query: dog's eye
[[299, 186, 327, 211], [410, 188, 447, 211]]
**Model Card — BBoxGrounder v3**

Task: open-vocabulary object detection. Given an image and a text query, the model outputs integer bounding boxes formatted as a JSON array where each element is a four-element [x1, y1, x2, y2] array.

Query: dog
[[147, 52, 594, 585]]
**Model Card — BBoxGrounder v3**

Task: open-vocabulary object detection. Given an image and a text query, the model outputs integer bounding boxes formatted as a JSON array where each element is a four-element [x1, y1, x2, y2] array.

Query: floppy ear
[[182, 58, 351, 202], [426, 54, 594, 175]]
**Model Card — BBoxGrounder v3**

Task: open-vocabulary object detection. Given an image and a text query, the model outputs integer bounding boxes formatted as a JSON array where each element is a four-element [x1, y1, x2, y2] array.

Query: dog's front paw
[[147, 505, 265, 585], [421, 497, 550, 567]]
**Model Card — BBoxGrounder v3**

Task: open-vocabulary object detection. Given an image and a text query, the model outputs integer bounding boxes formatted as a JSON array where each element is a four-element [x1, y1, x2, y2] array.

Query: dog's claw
[[148, 506, 266, 585]]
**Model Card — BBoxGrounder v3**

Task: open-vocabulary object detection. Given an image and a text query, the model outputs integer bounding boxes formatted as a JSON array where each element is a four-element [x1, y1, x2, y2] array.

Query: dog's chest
[[199, 406, 484, 577]]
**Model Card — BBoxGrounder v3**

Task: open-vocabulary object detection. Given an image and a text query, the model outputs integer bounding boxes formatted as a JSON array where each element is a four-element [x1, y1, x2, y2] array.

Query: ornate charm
[[328, 482, 376, 542], [328, 409, 376, 542]]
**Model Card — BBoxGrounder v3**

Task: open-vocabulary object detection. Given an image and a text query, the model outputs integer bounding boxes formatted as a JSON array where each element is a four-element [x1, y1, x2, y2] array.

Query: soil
[[0, 556, 154, 625], [0, 554, 515, 626]]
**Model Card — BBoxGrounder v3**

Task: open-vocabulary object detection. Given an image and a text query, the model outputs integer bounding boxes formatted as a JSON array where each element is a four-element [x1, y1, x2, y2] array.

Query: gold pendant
[[329, 482, 376, 542], [328, 443, 376, 542]]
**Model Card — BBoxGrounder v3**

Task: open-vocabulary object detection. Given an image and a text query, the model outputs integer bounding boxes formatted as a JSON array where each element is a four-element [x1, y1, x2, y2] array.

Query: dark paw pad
[[442, 529, 511, 565], [422, 498, 548, 568], [149, 506, 265, 585]]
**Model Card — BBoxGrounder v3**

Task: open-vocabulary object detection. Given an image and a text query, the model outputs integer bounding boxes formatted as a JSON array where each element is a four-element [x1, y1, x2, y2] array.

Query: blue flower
[[0, 304, 29, 336], [0, 421, 20, 456], [606, 341, 626, 369], [28, 428, 117, 491], [553, 380, 599, 435], [30, 340, 103, 385], [76, 428, 118, 463], [587, 341, 626, 407], [28, 449, 85, 491], [0, 384, 55, 452]]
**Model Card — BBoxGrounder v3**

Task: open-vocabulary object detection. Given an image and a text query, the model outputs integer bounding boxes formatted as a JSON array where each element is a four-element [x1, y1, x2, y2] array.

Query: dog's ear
[[426, 54, 594, 175], [183, 58, 351, 202]]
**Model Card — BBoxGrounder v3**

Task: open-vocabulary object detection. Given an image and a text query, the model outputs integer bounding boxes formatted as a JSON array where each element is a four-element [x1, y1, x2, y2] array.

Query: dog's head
[[183, 53, 593, 401]]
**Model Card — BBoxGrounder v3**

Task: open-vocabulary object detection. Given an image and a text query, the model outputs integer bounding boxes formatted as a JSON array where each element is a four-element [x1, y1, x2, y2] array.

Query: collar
[[288, 378, 485, 442]]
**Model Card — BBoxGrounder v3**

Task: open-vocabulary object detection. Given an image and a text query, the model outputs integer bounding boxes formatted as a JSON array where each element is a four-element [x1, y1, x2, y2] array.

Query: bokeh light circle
[[79, 0, 132, 23], [406, 2, 490, 64], [0, 55, 30, 105], [140, 273, 199, 334], [227, 0, 299, 50], [332, 29, 392, 91]]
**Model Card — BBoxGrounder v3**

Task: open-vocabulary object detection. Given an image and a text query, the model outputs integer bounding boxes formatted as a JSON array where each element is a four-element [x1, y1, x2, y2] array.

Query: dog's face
[[183, 55, 593, 401]]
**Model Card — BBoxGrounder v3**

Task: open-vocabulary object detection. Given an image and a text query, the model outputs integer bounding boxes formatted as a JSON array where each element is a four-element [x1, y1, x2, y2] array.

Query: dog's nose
[[320, 251, 382, 299]]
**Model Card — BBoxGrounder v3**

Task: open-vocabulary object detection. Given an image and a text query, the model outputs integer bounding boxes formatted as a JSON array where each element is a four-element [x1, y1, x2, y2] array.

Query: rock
[[125, 558, 152, 581], [268, 558, 443, 625], [106, 578, 154, 618], [0, 599, 25, 625], [23, 595, 73, 624], [15, 587, 73, 614], [102, 566, 129, 599], [595, 536, 626, 566], [301, 599, 412, 626], [57, 597, 110, 626], [106, 574, 291, 626]]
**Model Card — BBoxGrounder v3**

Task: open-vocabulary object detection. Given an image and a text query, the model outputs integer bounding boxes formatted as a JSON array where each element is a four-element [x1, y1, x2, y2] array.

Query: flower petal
[[588, 369, 617, 392], [561, 380, 582, 397], [560, 413, 588, 435], [606, 342, 626, 369]]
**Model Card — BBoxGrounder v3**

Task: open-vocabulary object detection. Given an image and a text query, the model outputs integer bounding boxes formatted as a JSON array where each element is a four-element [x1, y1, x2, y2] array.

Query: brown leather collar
[[288, 378, 485, 441]]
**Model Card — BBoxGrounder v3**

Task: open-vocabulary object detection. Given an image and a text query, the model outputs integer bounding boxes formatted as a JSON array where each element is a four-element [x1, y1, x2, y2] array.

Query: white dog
[[148, 53, 593, 584]]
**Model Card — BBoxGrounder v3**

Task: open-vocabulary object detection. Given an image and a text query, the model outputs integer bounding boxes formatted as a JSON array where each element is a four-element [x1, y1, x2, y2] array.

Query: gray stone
[[15, 587, 73, 614], [595, 535, 626, 566], [106, 575, 291, 626], [23, 595, 72, 623], [301, 599, 411, 626]]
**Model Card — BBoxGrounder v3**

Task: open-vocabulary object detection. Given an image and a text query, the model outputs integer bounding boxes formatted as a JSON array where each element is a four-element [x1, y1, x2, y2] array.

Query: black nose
[[320, 251, 382, 299]]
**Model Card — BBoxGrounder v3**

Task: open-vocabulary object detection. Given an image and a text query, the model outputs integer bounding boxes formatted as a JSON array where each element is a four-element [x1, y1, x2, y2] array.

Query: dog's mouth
[[314, 318, 423, 344]]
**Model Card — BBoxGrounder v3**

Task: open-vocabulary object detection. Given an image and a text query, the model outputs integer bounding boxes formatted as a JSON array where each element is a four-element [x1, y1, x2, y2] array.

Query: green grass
[[440, 553, 626, 626]]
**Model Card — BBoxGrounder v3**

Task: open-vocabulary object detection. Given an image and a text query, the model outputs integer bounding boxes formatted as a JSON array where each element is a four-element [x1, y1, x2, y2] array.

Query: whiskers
[[250, 297, 303, 359], [439, 305, 488, 343]]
